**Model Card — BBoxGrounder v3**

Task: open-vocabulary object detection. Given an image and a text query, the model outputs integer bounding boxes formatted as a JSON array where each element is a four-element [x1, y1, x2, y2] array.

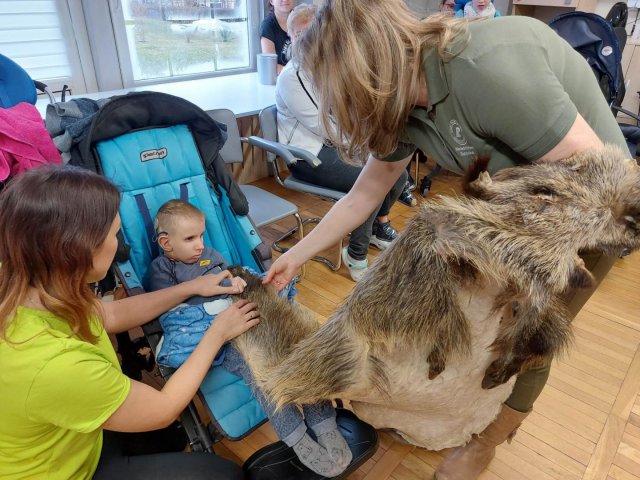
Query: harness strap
[[180, 182, 189, 201], [134, 193, 159, 259]]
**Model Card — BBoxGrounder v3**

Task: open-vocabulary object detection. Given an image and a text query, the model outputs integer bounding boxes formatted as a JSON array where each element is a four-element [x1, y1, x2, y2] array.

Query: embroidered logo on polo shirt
[[449, 120, 467, 146], [200, 259, 211, 266]]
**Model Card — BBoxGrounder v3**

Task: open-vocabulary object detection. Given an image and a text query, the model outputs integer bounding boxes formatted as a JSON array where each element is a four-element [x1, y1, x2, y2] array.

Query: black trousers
[[93, 423, 244, 480], [289, 145, 407, 260]]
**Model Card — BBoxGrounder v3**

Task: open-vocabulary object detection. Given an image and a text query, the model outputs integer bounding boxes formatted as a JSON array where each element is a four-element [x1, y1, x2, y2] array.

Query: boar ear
[[463, 157, 491, 196], [464, 170, 493, 199]]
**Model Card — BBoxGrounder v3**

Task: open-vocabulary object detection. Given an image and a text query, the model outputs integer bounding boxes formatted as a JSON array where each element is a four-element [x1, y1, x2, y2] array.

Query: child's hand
[[189, 271, 247, 297], [228, 276, 246, 294], [209, 299, 259, 342]]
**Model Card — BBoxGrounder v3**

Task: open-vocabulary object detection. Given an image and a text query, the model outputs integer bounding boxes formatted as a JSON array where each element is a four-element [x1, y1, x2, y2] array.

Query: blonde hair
[[287, 3, 317, 34], [155, 199, 204, 237], [295, 0, 469, 160]]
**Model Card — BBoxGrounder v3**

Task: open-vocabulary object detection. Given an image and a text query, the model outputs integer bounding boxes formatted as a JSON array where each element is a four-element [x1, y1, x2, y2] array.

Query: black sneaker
[[370, 220, 398, 250], [398, 188, 417, 207]]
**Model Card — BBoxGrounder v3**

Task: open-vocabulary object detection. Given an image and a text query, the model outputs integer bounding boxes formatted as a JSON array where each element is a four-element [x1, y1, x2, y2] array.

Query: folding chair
[[246, 104, 346, 271], [208, 108, 306, 276]]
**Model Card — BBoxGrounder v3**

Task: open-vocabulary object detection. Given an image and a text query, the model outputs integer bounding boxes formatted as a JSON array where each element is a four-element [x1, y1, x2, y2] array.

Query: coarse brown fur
[[228, 268, 320, 385], [230, 146, 640, 445]]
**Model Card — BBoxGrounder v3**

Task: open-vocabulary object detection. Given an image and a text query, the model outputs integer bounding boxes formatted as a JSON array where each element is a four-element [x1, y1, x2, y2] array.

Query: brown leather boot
[[433, 404, 529, 480]]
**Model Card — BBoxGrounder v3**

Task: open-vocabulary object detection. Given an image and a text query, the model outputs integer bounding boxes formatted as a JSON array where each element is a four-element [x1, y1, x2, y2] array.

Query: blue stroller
[[71, 90, 271, 448], [73, 91, 378, 478], [549, 11, 640, 157]]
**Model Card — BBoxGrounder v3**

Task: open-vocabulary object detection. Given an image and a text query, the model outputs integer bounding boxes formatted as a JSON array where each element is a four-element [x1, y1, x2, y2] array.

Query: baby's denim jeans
[[157, 270, 298, 369], [156, 299, 230, 369]]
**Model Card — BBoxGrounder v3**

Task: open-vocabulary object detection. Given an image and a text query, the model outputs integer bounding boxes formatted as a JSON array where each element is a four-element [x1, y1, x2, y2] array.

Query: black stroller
[[549, 11, 640, 158]]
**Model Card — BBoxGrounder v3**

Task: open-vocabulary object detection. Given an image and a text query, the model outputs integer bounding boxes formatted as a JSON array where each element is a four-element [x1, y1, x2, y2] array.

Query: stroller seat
[[77, 91, 270, 444]]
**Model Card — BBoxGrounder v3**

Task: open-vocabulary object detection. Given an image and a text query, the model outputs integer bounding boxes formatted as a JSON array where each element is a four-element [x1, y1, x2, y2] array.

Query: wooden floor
[[214, 160, 640, 480]]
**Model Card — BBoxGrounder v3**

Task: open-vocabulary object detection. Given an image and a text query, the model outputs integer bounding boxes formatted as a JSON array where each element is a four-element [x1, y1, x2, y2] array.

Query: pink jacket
[[0, 102, 61, 181]]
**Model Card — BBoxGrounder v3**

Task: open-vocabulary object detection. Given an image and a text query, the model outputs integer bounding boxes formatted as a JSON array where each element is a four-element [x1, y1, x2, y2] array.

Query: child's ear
[[158, 235, 172, 252]]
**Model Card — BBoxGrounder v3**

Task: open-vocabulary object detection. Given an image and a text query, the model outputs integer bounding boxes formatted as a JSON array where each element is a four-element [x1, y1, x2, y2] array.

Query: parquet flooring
[[216, 160, 640, 480]]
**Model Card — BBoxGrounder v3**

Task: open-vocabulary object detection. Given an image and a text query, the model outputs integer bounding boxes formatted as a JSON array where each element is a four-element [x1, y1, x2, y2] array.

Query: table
[[36, 72, 277, 119], [37, 72, 278, 183]]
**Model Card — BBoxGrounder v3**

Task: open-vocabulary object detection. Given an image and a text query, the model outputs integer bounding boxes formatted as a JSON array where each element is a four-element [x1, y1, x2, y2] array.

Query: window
[[116, 0, 254, 83], [0, 0, 89, 93]]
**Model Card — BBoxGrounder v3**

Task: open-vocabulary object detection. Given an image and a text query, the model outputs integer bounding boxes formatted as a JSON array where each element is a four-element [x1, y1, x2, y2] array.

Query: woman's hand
[[104, 298, 259, 432], [210, 299, 260, 342], [263, 250, 303, 290], [188, 271, 247, 297], [263, 155, 411, 291]]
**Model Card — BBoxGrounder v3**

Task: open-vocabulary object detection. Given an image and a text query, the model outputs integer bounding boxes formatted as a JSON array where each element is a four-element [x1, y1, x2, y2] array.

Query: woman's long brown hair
[[0, 166, 120, 343], [295, 0, 469, 160]]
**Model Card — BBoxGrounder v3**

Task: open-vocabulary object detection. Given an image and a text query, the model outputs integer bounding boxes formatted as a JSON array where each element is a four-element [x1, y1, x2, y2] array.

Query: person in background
[[266, 1, 629, 478], [440, 0, 456, 14], [455, 0, 501, 18], [260, 0, 296, 74], [0, 166, 257, 480], [276, 3, 408, 282]]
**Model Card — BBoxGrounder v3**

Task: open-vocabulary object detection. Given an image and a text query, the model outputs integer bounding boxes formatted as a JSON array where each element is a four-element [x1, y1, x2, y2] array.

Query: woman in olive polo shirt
[[263, 1, 630, 479]]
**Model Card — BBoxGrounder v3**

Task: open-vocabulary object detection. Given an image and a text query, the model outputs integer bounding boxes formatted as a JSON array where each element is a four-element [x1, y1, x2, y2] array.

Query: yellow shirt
[[0, 307, 131, 479]]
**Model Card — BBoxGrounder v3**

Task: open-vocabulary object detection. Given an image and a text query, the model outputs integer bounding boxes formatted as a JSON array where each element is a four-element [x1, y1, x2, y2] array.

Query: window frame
[[0, 0, 95, 95], [105, 0, 262, 88]]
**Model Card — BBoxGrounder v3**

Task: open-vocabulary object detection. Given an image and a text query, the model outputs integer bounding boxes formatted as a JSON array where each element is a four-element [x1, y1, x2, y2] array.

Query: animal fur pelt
[[231, 146, 640, 449]]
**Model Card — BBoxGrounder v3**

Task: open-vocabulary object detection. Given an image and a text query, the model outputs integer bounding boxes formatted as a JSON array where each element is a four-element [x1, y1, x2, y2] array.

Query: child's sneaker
[[341, 247, 369, 281], [398, 188, 418, 207], [370, 220, 398, 250]]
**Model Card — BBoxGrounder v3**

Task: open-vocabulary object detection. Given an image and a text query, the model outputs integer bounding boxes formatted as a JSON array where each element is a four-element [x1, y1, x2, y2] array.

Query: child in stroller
[[148, 199, 353, 478], [454, 0, 501, 17]]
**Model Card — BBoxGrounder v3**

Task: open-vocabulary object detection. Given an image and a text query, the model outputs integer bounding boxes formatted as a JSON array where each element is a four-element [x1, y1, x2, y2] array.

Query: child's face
[[163, 216, 206, 264], [472, 0, 488, 10]]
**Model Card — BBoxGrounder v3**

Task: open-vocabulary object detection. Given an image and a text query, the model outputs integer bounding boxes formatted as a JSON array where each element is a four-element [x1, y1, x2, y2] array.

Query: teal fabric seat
[[97, 123, 267, 440]]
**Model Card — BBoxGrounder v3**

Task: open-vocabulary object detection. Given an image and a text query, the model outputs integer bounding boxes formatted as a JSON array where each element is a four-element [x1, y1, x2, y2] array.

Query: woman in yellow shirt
[[0, 166, 259, 479]]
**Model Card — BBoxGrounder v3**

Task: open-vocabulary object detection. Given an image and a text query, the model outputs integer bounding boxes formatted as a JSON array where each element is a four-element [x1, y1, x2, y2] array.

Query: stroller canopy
[[549, 12, 623, 105], [71, 91, 249, 217]]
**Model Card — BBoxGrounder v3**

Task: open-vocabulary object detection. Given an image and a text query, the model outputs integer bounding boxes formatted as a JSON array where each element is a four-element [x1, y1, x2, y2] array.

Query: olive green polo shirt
[[385, 16, 629, 173]]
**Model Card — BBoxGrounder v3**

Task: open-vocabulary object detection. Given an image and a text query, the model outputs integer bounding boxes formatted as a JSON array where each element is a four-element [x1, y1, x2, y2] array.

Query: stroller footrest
[[242, 408, 379, 479]]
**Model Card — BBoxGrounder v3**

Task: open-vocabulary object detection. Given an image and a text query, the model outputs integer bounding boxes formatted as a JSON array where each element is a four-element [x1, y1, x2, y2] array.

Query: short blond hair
[[287, 3, 317, 34], [155, 199, 204, 236]]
